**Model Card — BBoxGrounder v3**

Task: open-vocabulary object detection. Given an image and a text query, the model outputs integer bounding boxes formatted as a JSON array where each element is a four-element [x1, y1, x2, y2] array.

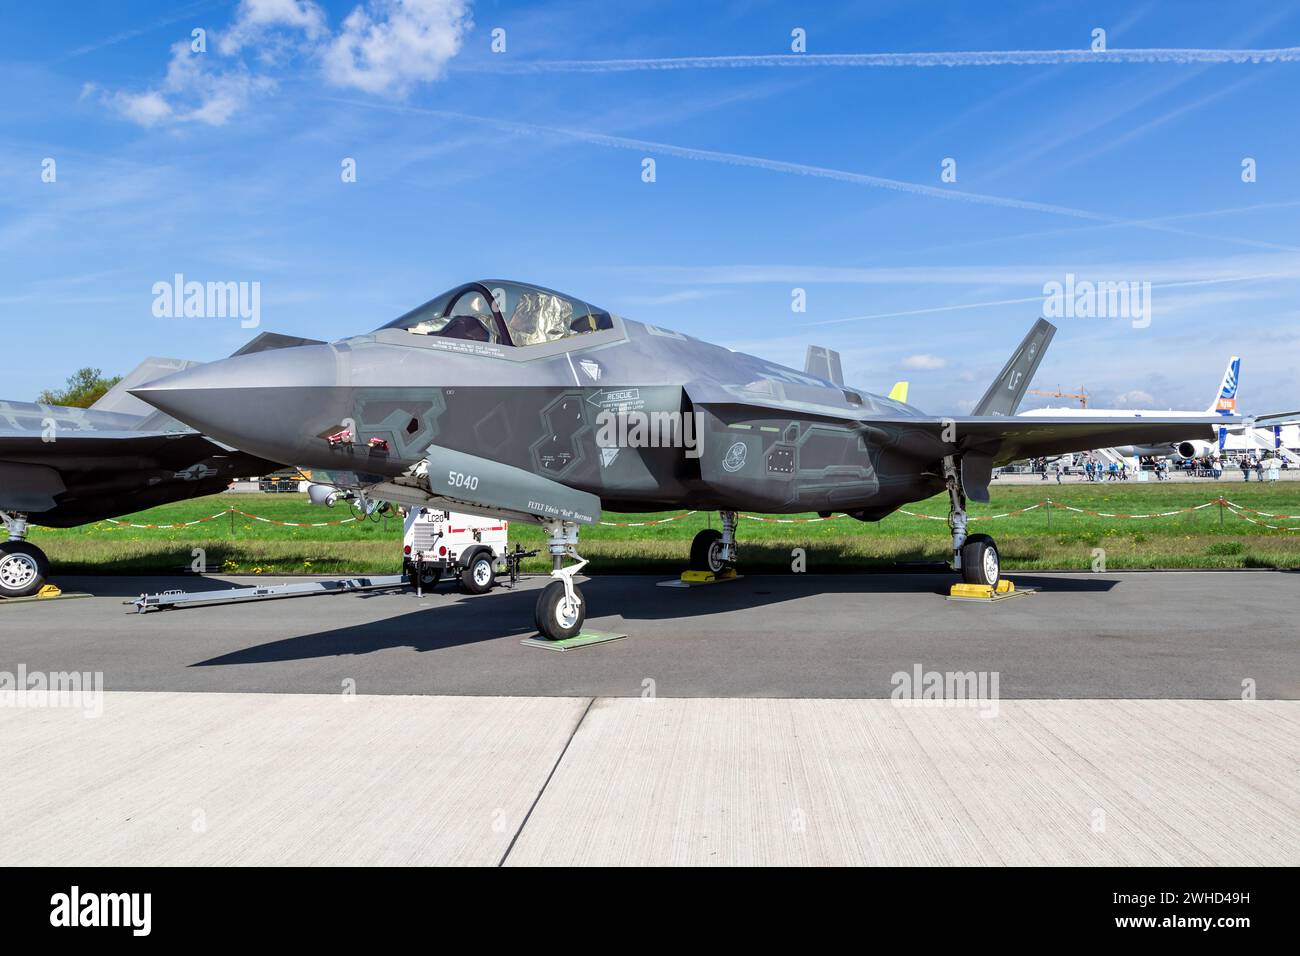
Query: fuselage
[[133, 282, 1227, 519], [132, 284, 940, 516]]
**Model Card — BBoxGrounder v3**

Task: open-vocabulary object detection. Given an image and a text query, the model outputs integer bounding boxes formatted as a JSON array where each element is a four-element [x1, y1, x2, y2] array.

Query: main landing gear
[[943, 457, 1000, 587], [0, 512, 50, 599], [688, 510, 738, 575], [535, 519, 588, 641]]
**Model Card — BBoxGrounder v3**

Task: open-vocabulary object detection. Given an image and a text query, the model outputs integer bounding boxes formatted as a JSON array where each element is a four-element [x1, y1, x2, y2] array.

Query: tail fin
[[888, 381, 909, 403], [91, 357, 199, 417], [972, 318, 1056, 417], [804, 345, 844, 386], [1207, 356, 1241, 415]]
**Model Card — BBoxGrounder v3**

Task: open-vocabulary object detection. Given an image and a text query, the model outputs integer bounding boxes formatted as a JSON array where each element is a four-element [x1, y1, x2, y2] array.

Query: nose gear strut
[[535, 519, 588, 641]]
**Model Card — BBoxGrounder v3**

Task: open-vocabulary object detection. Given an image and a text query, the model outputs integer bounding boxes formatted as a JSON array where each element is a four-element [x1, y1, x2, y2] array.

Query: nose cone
[[132, 344, 348, 465]]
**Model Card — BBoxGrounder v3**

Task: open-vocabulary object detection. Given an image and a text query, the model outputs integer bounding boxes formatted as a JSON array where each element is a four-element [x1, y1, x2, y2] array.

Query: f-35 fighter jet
[[133, 279, 1233, 638]]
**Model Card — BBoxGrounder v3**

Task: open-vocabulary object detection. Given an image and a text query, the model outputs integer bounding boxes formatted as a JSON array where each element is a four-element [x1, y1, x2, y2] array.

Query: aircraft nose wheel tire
[[689, 528, 727, 573], [959, 534, 1000, 586], [0, 542, 49, 599], [459, 552, 496, 594], [535, 580, 585, 641]]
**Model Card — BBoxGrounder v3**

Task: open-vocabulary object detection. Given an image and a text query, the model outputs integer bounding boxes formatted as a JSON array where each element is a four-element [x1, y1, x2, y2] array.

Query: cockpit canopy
[[379, 280, 614, 347]]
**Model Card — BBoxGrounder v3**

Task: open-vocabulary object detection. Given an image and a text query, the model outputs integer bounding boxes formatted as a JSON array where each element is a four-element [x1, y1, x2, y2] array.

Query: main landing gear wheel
[[960, 533, 1000, 587], [535, 579, 585, 641], [0, 542, 49, 599], [459, 551, 496, 594], [689, 528, 727, 573]]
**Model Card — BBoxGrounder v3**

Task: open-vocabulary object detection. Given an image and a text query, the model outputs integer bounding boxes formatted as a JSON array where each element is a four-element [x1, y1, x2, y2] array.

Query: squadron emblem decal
[[722, 441, 748, 473]]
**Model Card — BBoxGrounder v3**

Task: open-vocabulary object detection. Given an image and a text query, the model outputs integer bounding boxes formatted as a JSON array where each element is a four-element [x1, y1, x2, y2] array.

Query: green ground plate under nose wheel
[[520, 630, 628, 651]]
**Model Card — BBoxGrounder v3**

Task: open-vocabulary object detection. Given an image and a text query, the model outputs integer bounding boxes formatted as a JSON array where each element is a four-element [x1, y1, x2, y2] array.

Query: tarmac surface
[[2, 570, 1297, 699], [3, 571, 1297, 865]]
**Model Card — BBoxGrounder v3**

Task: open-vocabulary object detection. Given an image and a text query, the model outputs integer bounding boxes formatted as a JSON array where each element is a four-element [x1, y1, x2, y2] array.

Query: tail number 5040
[[448, 470, 480, 491]]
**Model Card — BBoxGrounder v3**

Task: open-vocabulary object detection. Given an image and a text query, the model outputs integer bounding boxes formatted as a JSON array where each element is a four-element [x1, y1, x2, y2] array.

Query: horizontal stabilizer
[[972, 319, 1056, 417], [1253, 410, 1300, 427], [804, 346, 844, 386]]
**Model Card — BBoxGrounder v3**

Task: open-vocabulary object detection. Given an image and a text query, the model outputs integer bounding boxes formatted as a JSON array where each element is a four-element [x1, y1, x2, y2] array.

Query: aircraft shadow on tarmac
[[190, 572, 1119, 667]]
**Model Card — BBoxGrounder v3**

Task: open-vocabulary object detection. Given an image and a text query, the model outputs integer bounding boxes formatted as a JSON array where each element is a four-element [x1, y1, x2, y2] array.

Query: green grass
[[27, 481, 1300, 575]]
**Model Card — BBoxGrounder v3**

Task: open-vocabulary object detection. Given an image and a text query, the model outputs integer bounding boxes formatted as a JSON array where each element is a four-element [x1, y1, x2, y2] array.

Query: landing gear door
[[422, 445, 601, 526]]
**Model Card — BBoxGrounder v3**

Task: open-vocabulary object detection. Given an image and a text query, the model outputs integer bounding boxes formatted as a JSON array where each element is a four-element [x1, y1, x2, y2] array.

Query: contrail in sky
[[326, 98, 1300, 253], [462, 47, 1300, 73]]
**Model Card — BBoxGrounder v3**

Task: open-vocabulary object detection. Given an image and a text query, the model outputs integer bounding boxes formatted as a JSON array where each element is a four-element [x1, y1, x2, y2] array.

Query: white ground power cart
[[403, 507, 529, 594]]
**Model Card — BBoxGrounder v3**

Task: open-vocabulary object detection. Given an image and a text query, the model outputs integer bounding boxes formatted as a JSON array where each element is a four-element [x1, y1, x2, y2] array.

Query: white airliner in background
[[1020, 357, 1240, 460]]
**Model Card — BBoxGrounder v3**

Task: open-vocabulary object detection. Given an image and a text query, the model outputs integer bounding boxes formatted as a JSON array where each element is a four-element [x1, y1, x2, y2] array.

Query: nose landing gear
[[535, 519, 588, 641]]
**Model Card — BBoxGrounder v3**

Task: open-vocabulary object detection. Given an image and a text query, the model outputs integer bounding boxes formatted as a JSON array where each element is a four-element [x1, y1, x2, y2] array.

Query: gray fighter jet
[[133, 279, 1235, 638], [0, 340, 306, 597]]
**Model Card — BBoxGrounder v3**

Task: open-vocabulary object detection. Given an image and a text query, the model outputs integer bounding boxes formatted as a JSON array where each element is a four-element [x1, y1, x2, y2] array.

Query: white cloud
[[103, 0, 471, 127], [902, 354, 947, 370], [110, 89, 174, 126], [219, 0, 329, 55], [324, 0, 472, 96], [621, 289, 713, 306], [1115, 390, 1157, 406], [107, 41, 276, 127]]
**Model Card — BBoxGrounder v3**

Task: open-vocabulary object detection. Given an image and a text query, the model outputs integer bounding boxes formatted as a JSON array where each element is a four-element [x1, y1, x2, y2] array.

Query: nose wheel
[[535, 580, 586, 640], [535, 519, 588, 641]]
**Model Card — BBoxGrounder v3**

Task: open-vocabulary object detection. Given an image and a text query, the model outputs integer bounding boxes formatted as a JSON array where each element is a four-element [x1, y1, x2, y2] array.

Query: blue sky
[[2, 0, 1298, 414]]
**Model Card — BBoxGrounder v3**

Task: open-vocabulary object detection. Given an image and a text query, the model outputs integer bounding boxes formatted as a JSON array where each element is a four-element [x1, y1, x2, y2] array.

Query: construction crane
[[1026, 387, 1089, 408]]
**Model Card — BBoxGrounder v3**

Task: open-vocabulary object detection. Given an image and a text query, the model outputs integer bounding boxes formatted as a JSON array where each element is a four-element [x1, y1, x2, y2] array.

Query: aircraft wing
[[0, 426, 279, 524], [935, 415, 1231, 464], [0, 427, 216, 453], [855, 414, 1236, 502]]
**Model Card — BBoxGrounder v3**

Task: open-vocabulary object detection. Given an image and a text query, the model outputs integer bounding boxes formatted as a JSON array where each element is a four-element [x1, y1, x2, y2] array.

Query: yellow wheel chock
[[948, 579, 1023, 601]]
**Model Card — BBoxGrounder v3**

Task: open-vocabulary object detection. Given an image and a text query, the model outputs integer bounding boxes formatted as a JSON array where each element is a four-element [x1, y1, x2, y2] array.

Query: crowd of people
[[1023, 452, 1289, 482]]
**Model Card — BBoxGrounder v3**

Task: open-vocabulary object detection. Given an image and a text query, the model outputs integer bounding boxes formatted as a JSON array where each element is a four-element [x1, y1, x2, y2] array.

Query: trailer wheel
[[0, 542, 49, 599], [409, 566, 442, 589], [459, 550, 495, 594]]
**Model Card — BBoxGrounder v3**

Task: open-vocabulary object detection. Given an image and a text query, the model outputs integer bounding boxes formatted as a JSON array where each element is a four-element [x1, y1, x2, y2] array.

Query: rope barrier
[[102, 507, 360, 530], [102, 509, 233, 530], [598, 511, 697, 527], [230, 509, 360, 528]]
